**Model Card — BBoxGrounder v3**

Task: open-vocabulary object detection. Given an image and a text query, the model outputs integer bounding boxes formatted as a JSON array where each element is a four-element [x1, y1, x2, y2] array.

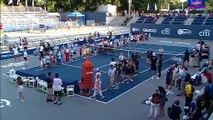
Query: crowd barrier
[[131, 23, 213, 40], [0, 33, 129, 61]]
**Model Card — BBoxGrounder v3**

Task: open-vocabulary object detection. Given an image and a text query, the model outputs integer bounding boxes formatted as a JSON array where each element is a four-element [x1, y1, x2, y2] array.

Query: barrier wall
[[0, 33, 129, 61], [84, 12, 106, 24], [131, 23, 213, 40]]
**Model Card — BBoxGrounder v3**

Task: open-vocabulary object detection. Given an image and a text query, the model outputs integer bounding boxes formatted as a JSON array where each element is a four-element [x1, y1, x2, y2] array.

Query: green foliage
[[206, 0, 213, 11], [1, 0, 213, 12]]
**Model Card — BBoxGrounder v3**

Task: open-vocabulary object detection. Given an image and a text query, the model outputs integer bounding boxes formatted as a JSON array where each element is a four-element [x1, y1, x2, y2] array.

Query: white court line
[[138, 42, 192, 48], [62, 63, 82, 69], [0, 55, 37, 64], [124, 46, 184, 54], [74, 94, 107, 105]]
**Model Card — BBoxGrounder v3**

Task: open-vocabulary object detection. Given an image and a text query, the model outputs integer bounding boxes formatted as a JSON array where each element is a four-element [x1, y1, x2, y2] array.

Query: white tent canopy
[[97, 4, 117, 16]]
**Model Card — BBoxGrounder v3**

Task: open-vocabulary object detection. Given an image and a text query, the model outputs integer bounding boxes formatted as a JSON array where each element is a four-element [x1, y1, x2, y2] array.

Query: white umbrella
[[155, 3, 158, 11], [8, 0, 12, 4], [168, 3, 170, 11], [147, 3, 150, 11]]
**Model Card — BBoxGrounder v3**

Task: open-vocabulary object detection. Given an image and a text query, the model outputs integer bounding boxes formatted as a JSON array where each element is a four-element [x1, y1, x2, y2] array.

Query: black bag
[[185, 73, 191, 82], [167, 106, 173, 119]]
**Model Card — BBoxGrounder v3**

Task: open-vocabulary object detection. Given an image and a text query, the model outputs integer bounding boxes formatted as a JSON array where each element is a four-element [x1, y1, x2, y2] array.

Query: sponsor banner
[[188, 0, 206, 9], [131, 23, 213, 40], [0, 33, 129, 61]]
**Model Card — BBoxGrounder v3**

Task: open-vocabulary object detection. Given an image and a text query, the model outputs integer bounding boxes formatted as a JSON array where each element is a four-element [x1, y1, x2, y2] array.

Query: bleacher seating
[[136, 16, 147, 23], [204, 16, 213, 26], [136, 16, 157, 24], [145, 16, 156, 23], [162, 16, 174, 24], [192, 15, 205, 25], [172, 15, 187, 24], [1, 6, 59, 32]]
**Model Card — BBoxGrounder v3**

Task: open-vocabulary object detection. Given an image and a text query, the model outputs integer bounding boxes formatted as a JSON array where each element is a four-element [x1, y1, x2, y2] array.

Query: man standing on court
[[150, 53, 158, 79], [53, 73, 63, 105], [108, 65, 116, 90], [46, 72, 53, 102]]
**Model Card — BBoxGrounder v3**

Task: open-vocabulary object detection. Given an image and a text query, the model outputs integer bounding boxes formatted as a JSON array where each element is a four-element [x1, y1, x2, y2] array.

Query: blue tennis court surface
[[16, 43, 190, 104]]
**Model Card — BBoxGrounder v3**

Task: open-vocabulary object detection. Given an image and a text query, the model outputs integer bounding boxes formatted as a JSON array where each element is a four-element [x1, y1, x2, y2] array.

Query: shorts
[[47, 88, 53, 95], [151, 65, 157, 71], [54, 90, 62, 96], [18, 85, 24, 92], [109, 77, 114, 83], [23, 57, 27, 61]]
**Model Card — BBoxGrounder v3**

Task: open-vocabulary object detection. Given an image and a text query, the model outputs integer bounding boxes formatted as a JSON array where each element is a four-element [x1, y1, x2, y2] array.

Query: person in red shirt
[[204, 69, 212, 83], [65, 48, 70, 62], [50, 52, 55, 66]]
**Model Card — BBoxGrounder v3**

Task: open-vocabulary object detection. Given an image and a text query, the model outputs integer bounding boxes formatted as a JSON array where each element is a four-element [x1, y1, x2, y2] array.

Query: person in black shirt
[[169, 99, 182, 120], [146, 48, 153, 68], [46, 72, 53, 102], [135, 52, 140, 73], [150, 53, 158, 79], [157, 55, 163, 79], [183, 49, 190, 67]]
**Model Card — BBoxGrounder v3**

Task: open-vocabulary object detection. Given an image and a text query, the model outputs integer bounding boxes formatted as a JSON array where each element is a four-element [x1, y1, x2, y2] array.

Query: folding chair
[[66, 85, 74, 97], [28, 77, 36, 88]]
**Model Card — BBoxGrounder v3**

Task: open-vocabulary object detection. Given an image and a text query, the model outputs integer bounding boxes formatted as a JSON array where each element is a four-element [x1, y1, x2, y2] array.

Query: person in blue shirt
[[57, 50, 62, 65], [204, 80, 213, 119], [45, 54, 51, 67]]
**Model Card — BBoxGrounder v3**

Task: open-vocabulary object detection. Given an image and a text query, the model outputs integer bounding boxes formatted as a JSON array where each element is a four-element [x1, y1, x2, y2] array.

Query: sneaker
[[101, 96, 105, 99], [57, 102, 62, 105], [156, 77, 159, 79], [17, 96, 20, 99], [148, 115, 151, 118], [21, 100, 25, 102], [90, 96, 96, 100], [151, 77, 154, 79], [54, 101, 57, 104], [114, 86, 119, 90], [130, 79, 133, 82]]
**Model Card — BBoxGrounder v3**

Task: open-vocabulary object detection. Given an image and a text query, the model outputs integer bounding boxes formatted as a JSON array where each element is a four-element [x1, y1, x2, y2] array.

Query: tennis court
[[15, 43, 191, 104]]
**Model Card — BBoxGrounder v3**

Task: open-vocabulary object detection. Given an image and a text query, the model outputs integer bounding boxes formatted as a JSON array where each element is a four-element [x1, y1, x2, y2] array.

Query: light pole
[[128, 0, 132, 18], [180, 0, 186, 11]]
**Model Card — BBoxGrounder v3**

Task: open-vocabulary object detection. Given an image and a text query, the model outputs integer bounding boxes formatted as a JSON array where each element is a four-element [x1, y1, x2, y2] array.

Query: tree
[[206, 0, 213, 11]]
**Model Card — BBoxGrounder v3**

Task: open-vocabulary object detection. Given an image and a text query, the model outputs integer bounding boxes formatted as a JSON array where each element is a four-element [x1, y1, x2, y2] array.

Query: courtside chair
[[27, 77, 36, 88], [37, 78, 44, 91], [21, 76, 29, 87], [8, 69, 18, 83], [66, 85, 74, 97]]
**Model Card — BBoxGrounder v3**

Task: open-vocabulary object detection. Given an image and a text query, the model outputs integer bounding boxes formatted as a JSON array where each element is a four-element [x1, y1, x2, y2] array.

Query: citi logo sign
[[199, 29, 210, 37]]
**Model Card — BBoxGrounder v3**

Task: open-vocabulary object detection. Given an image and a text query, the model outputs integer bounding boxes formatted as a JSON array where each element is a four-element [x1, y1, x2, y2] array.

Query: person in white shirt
[[159, 47, 164, 57], [39, 45, 44, 58], [13, 47, 20, 61], [108, 65, 116, 90], [110, 58, 117, 67], [23, 49, 28, 66], [53, 73, 63, 105], [118, 52, 124, 62]]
